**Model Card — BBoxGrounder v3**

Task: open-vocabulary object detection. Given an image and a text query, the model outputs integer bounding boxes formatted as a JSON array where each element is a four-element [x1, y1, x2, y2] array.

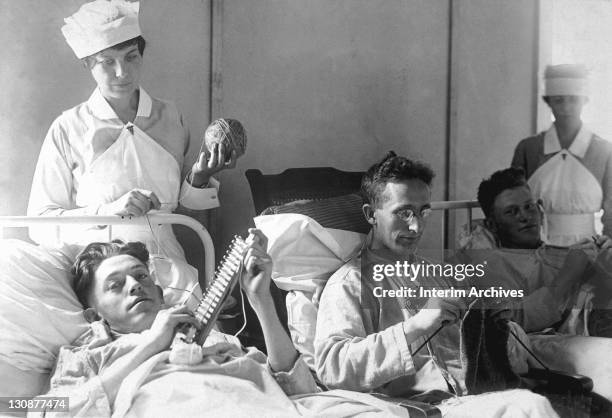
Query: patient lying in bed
[[31, 231, 408, 418], [459, 167, 612, 336]]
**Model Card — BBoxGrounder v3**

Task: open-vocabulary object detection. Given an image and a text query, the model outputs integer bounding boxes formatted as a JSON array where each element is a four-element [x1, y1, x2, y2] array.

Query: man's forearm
[[402, 317, 430, 343], [250, 296, 298, 372]]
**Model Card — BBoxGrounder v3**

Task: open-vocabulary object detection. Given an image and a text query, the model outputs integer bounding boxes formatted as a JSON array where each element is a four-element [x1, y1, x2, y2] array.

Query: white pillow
[[254, 214, 365, 368], [456, 219, 497, 250], [0, 358, 49, 400], [0, 239, 90, 398]]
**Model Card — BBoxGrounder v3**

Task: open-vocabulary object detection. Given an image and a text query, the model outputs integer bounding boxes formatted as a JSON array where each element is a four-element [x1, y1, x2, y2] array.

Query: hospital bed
[[0, 214, 216, 285], [0, 214, 217, 414], [0, 213, 444, 417]]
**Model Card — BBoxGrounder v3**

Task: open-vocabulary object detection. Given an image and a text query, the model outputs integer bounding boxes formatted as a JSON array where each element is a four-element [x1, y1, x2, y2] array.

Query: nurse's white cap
[[544, 64, 589, 97], [61, 0, 141, 59]]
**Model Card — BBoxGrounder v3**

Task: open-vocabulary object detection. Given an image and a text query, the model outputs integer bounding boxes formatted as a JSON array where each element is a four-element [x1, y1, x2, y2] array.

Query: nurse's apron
[[528, 149, 603, 247], [69, 122, 184, 259]]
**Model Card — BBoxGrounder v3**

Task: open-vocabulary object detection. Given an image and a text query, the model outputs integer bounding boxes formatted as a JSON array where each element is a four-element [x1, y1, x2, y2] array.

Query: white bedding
[[254, 214, 365, 293], [530, 334, 612, 401], [115, 363, 410, 418], [112, 356, 557, 418], [0, 240, 88, 374]]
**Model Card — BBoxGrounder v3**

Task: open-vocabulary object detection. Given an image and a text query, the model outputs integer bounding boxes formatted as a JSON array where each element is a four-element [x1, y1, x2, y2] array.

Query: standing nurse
[[511, 64, 612, 246], [28, 0, 234, 260]]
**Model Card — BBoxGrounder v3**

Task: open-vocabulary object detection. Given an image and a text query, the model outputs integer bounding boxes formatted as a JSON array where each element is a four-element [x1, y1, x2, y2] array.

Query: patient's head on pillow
[[72, 241, 164, 333], [361, 151, 435, 256], [478, 167, 542, 249]]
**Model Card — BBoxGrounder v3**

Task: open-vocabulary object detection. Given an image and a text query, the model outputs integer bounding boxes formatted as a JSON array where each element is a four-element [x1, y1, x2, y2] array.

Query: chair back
[[245, 167, 364, 215]]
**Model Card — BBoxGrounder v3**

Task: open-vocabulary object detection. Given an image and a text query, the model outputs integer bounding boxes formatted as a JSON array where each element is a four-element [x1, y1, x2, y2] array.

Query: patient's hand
[[593, 234, 612, 250], [142, 305, 200, 354], [571, 235, 612, 258], [240, 229, 300, 372], [411, 297, 463, 334], [98, 305, 199, 406], [240, 228, 273, 305]]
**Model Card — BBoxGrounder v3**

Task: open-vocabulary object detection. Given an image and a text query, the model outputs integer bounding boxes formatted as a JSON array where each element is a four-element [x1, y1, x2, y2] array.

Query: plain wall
[[451, 0, 539, 202], [218, 0, 451, 251], [1, 0, 87, 216], [446, 0, 539, 240]]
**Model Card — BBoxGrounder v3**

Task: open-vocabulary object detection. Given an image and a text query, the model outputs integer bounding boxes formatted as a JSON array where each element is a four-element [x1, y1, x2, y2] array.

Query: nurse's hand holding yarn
[[190, 143, 237, 187], [189, 118, 246, 187], [204, 118, 246, 161]]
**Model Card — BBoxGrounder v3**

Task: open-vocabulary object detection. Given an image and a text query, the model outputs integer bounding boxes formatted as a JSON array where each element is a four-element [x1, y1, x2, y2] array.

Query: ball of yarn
[[169, 341, 203, 365], [204, 118, 247, 160]]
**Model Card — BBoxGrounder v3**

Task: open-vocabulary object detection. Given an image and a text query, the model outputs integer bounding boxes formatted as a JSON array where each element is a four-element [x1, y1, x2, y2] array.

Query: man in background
[[471, 167, 612, 336]]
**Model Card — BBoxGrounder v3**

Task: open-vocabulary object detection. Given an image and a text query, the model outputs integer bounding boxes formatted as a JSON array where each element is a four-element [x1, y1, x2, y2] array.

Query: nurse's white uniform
[[74, 120, 185, 257], [527, 126, 603, 246], [28, 88, 217, 301]]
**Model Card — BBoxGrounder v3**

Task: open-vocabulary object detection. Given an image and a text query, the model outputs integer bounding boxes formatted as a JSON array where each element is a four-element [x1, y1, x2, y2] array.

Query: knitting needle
[[507, 327, 549, 371], [592, 235, 603, 249], [410, 323, 446, 356]]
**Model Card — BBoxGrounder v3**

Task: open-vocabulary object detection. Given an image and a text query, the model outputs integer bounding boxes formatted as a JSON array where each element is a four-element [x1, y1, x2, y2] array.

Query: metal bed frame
[[0, 214, 216, 287]]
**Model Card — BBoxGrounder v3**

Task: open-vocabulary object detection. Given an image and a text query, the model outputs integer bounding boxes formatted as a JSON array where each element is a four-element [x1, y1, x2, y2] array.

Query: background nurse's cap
[[61, 0, 141, 59], [544, 64, 589, 97]]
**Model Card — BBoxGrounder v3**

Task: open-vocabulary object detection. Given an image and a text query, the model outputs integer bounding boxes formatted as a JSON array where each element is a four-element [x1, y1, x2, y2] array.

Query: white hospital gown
[[34, 324, 410, 417], [315, 247, 466, 397]]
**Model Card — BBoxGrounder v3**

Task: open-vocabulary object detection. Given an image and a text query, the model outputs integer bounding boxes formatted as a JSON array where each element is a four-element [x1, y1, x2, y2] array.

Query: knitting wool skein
[[204, 118, 247, 161]]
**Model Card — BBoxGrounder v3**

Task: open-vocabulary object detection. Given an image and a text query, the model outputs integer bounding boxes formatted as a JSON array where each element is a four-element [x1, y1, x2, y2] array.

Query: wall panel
[[219, 0, 450, 251]]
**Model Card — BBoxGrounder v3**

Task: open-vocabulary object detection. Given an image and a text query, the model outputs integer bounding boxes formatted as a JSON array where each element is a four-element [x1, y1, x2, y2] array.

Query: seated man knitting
[[464, 167, 612, 336], [314, 152, 558, 417], [35, 231, 415, 417]]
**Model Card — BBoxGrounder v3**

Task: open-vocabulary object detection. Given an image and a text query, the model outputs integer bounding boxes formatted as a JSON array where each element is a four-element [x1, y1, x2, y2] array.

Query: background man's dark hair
[[477, 167, 528, 218], [71, 241, 149, 308], [361, 151, 435, 208]]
